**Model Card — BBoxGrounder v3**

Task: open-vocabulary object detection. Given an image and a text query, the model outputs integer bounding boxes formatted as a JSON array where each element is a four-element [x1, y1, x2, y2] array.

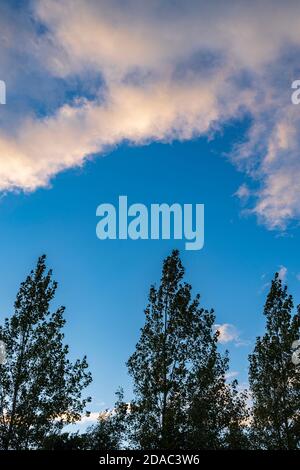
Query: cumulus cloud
[[1, 0, 300, 229]]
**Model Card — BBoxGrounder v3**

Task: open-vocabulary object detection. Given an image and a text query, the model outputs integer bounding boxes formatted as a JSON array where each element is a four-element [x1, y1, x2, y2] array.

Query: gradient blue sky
[[1, 0, 300, 425]]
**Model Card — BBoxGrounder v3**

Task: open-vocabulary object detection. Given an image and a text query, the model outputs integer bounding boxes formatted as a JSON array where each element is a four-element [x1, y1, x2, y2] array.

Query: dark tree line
[[0, 251, 299, 449]]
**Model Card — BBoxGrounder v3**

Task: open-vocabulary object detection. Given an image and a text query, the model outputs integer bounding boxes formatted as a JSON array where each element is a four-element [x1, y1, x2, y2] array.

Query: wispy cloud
[[234, 184, 251, 201], [214, 323, 249, 347], [78, 411, 99, 424], [259, 266, 288, 294], [1, 0, 300, 230], [225, 370, 239, 380], [278, 265, 288, 282]]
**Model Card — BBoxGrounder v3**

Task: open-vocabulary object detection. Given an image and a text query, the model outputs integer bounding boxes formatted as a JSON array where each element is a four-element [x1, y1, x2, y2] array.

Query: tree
[[42, 431, 88, 450], [0, 255, 92, 449], [249, 273, 300, 449], [126, 250, 248, 449], [85, 389, 128, 450], [186, 349, 249, 449]]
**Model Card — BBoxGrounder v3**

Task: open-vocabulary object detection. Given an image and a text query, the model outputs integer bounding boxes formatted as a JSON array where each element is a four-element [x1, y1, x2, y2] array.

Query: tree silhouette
[[249, 273, 300, 449], [86, 388, 128, 450], [126, 250, 248, 449], [0, 255, 92, 449]]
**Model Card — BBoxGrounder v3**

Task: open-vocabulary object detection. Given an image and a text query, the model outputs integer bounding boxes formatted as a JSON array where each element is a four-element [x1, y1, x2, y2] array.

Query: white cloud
[[214, 323, 240, 344], [278, 265, 288, 282], [78, 411, 99, 424], [1, 0, 300, 230], [225, 371, 239, 380], [214, 323, 250, 347]]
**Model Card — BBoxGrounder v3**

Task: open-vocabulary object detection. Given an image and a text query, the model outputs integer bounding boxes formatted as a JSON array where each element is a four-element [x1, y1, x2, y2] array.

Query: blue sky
[[1, 0, 300, 425], [1, 128, 300, 420]]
